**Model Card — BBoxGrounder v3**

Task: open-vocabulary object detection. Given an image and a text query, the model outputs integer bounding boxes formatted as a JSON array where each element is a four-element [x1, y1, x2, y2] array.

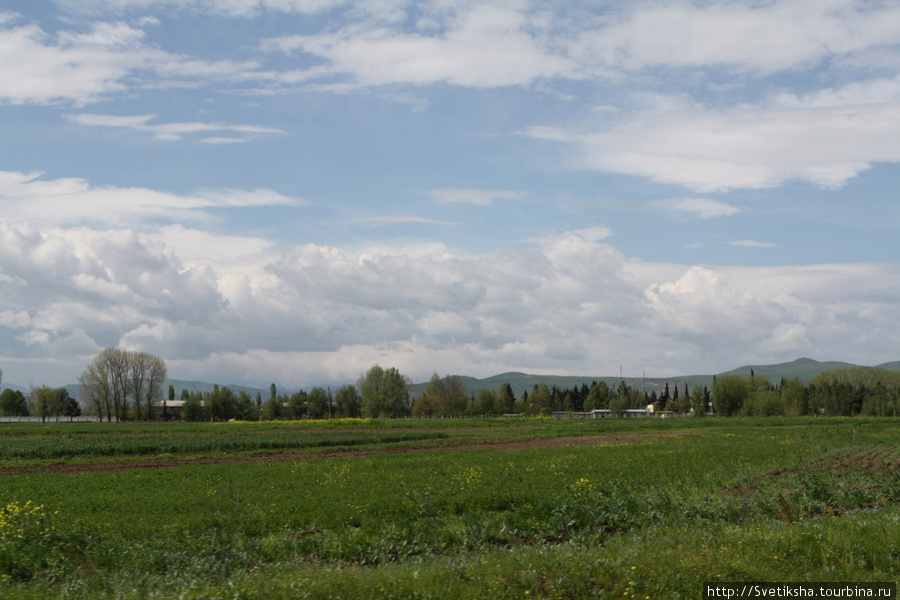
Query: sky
[[1, 0, 900, 389]]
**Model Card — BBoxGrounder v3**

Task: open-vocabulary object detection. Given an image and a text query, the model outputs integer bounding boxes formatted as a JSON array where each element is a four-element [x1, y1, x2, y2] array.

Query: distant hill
[[718, 357, 859, 383]]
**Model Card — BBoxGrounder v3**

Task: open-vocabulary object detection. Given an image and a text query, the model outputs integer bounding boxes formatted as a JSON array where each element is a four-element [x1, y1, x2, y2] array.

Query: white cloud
[[0, 171, 301, 227], [0, 17, 261, 105], [355, 215, 459, 226], [2, 216, 900, 386], [642, 263, 900, 367], [523, 101, 900, 192], [53, 0, 343, 18], [430, 188, 526, 206], [150, 224, 277, 275], [0, 310, 31, 329], [654, 197, 740, 219], [19, 1, 900, 105], [0, 22, 133, 105], [57, 21, 147, 47], [773, 75, 900, 109], [261, 3, 575, 88], [65, 113, 285, 141], [568, 0, 900, 75]]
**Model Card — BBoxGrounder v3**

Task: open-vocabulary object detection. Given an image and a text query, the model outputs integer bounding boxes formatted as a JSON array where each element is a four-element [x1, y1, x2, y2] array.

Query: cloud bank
[[2, 213, 898, 387]]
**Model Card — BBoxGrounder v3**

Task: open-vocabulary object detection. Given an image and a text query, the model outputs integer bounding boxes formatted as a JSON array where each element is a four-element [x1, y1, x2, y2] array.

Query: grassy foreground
[[0, 417, 898, 598]]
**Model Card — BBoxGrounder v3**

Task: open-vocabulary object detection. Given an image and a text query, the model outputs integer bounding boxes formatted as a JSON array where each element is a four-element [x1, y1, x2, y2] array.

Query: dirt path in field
[[1, 431, 693, 476]]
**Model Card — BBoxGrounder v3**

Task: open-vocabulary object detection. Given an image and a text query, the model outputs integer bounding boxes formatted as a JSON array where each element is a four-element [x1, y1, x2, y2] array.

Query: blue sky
[[1, 0, 899, 388]]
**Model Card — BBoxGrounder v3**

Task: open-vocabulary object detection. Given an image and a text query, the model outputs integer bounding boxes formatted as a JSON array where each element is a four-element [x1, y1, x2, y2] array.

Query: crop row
[[0, 430, 449, 460]]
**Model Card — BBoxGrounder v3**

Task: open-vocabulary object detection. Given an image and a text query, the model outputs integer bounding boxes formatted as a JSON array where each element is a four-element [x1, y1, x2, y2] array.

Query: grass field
[[0, 417, 898, 599]]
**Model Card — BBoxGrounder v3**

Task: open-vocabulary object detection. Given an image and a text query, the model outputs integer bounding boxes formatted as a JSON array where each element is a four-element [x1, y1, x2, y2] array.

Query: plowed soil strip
[[1, 431, 693, 476]]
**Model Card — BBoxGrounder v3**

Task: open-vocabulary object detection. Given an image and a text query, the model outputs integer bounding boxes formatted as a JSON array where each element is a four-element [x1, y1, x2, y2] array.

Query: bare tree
[[144, 353, 167, 421], [79, 348, 167, 422], [80, 356, 112, 422]]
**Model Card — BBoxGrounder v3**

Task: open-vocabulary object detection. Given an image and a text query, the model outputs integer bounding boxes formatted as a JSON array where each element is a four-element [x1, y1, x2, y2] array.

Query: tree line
[[174, 364, 410, 421], [409, 375, 712, 418], [711, 367, 900, 417], [0, 366, 83, 421], [143, 364, 900, 421], [172, 382, 364, 422], [5, 354, 900, 421]]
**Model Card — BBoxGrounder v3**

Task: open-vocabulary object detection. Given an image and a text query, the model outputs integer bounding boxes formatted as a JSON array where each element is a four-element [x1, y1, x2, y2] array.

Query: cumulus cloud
[[0, 223, 227, 363], [2, 216, 900, 386], [643, 263, 900, 367]]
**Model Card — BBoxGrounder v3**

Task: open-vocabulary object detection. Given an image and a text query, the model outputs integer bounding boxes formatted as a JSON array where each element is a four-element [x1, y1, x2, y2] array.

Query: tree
[[497, 383, 515, 414], [78, 347, 166, 421], [337, 385, 361, 418], [411, 394, 438, 417], [584, 381, 610, 411], [690, 384, 707, 416], [357, 364, 411, 418], [106, 347, 131, 421], [424, 373, 468, 416], [129, 351, 167, 421], [0, 389, 28, 417], [80, 353, 113, 422], [52, 388, 73, 421], [206, 384, 224, 421], [660, 382, 670, 411], [609, 385, 629, 414], [673, 386, 691, 414], [262, 394, 281, 420], [474, 388, 498, 415], [29, 385, 57, 423], [182, 391, 206, 421], [307, 387, 329, 419], [712, 374, 749, 416], [234, 390, 257, 421], [64, 394, 82, 421], [288, 391, 308, 419], [526, 383, 552, 415]]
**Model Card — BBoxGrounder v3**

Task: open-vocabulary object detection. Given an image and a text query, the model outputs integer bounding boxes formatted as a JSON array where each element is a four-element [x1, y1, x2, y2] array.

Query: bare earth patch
[[1, 431, 693, 476], [720, 446, 900, 521]]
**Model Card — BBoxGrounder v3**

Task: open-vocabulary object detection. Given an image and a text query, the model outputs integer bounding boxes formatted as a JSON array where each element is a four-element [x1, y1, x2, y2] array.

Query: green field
[[1, 417, 898, 599]]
